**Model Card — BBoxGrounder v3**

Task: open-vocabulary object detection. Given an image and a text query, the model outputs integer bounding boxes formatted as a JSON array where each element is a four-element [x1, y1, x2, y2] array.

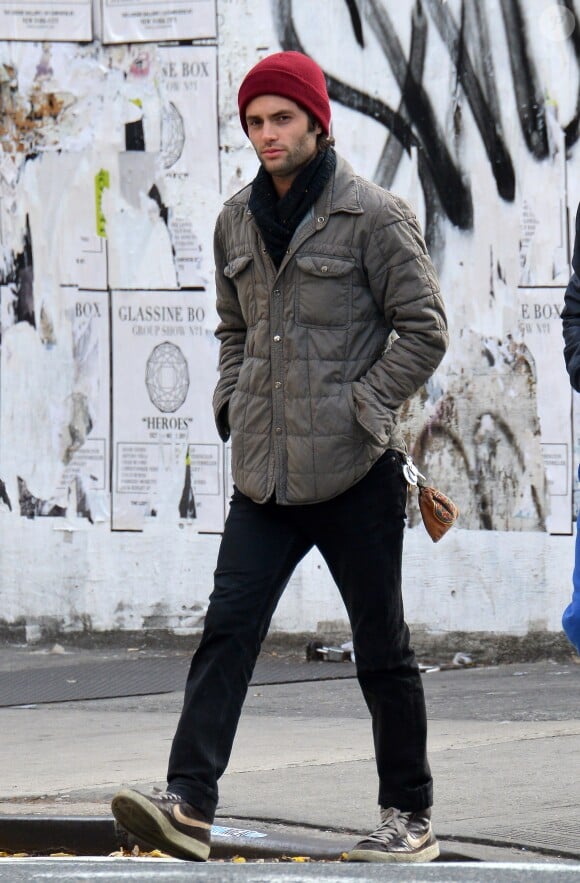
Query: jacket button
[[273, 335, 281, 342], [273, 289, 281, 296], [274, 381, 282, 389], [275, 426, 282, 434], [317, 216, 325, 223], [321, 265, 328, 272]]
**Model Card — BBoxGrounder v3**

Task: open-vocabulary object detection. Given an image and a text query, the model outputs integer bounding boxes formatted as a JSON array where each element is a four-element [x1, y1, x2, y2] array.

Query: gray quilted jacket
[[212, 154, 448, 505]]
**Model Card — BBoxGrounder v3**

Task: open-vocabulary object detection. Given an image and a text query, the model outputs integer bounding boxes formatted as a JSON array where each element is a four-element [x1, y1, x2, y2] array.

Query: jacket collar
[[224, 153, 364, 218], [324, 154, 363, 216]]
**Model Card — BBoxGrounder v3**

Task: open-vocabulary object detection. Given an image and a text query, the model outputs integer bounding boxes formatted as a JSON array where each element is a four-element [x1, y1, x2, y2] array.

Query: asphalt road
[[1, 859, 579, 881]]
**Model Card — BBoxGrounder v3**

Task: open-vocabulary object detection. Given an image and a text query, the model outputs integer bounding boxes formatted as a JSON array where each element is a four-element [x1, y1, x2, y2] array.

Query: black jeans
[[167, 450, 433, 820]]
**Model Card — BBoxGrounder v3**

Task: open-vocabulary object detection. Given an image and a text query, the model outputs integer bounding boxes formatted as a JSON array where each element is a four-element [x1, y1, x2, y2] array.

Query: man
[[112, 50, 448, 863], [562, 201, 580, 655]]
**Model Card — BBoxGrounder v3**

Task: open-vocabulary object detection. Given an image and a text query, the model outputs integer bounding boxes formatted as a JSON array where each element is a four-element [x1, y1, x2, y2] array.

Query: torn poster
[[55, 288, 110, 523], [106, 93, 179, 291], [1, 286, 73, 516], [157, 44, 219, 288], [1, 285, 109, 522], [26, 153, 108, 292], [518, 287, 571, 533], [0, 0, 92, 40], [111, 289, 223, 532], [518, 105, 568, 286], [100, 0, 215, 44]]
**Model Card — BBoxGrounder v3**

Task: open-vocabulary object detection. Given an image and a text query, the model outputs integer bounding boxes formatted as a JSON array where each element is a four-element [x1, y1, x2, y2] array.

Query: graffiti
[[0, 2, 574, 536], [273, 0, 578, 255], [1, 215, 34, 331], [18, 477, 66, 518], [0, 478, 11, 510], [271, 0, 574, 531], [402, 334, 548, 532], [565, 0, 580, 149]]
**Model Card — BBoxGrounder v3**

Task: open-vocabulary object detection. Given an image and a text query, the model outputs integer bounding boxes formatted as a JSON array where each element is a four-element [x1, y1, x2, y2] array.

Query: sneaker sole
[[347, 841, 440, 863], [111, 790, 210, 861]]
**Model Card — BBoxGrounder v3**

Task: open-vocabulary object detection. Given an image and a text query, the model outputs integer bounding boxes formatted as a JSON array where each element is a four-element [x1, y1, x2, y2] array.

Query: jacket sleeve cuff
[[213, 392, 230, 442]]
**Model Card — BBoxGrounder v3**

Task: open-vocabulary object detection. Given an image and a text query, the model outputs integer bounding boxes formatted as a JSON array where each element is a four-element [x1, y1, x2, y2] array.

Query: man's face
[[245, 95, 321, 195]]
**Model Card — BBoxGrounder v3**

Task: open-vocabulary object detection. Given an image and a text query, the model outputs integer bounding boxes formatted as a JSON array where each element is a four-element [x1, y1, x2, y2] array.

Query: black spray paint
[[18, 477, 66, 518], [272, 0, 579, 248], [1, 214, 35, 331], [562, 0, 580, 151], [0, 479, 12, 511]]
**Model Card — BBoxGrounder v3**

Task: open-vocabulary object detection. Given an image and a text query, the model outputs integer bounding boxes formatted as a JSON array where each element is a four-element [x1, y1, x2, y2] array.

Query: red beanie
[[238, 51, 331, 136]]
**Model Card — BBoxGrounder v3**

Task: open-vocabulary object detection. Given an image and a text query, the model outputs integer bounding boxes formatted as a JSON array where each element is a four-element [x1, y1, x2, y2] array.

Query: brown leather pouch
[[418, 485, 459, 543], [402, 455, 459, 543]]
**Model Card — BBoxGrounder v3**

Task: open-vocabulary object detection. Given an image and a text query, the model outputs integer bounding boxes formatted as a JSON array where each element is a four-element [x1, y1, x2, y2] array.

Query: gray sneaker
[[347, 806, 439, 863], [111, 788, 211, 861]]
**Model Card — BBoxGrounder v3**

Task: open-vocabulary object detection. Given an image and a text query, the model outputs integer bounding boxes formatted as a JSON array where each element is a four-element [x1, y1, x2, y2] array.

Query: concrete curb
[[0, 815, 463, 861], [2, 816, 578, 864], [0, 815, 348, 860]]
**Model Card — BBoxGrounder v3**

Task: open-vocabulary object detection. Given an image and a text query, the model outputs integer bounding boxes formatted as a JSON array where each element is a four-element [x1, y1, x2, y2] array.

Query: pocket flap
[[224, 254, 254, 278], [295, 255, 354, 278]]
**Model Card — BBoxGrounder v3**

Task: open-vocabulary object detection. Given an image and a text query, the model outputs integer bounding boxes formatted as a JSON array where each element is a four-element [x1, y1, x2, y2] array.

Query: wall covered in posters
[[0, 0, 580, 640]]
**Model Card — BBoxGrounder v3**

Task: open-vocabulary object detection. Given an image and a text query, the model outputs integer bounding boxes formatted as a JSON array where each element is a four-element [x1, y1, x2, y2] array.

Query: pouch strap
[[402, 455, 428, 488]]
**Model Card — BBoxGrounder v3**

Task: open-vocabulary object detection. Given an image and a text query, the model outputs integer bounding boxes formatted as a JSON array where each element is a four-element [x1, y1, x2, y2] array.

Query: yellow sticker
[[95, 169, 110, 238]]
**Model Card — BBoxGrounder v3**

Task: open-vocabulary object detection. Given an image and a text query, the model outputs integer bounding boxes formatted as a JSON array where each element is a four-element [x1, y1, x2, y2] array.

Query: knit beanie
[[238, 51, 331, 136]]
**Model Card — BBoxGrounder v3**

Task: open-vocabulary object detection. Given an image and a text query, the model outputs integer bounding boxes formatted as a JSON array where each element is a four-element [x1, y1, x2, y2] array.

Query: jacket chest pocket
[[294, 255, 354, 328], [224, 253, 257, 327]]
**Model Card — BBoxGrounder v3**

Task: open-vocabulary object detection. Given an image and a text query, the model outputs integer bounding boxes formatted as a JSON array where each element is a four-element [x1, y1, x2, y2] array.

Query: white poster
[[0, 0, 92, 40], [158, 45, 219, 289], [518, 287, 572, 533], [518, 107, 568, 287], [36, 155, 109, 292], [2, 154, 109, 294], [67, 167, 109, 292], [111, 289, 223, 532], [0, 286, 109, 522], [56, 288, 110, 523], [101, 0, 215, 44]]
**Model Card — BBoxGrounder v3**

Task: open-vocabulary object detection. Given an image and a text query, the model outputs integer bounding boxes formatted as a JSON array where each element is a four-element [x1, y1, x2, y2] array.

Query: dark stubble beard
[[260, 130, 318, 184]]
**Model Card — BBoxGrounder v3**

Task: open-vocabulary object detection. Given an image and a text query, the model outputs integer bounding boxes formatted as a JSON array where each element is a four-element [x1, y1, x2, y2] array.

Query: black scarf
[[248, 148, 337, 268]]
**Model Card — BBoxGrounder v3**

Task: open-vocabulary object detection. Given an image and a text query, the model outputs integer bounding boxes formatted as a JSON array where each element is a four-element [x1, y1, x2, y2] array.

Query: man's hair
[[308, 114, 336, 153]]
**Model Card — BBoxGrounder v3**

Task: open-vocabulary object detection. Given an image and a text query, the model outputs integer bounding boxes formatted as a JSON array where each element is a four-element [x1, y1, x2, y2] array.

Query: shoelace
[[363, 807, 413, 844], [152, 788, 183, 803]]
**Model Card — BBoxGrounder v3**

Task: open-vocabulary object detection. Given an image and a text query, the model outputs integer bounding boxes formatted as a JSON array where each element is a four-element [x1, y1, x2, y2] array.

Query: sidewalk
[[1, 643, 579, 866]]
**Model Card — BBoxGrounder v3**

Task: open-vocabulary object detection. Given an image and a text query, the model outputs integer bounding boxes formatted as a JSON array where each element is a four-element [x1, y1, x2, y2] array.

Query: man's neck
[[271, 174, 293, 199], [264, 149, 323, 200]]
